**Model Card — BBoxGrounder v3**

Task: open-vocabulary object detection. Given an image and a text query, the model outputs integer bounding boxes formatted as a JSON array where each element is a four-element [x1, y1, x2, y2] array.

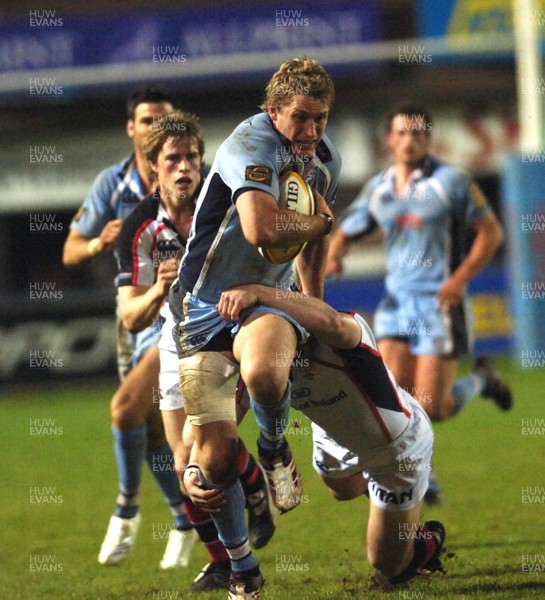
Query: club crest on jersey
[[394, 213, 423, 229], [156, 239, 180, 254], [245, 165, 272, 186]]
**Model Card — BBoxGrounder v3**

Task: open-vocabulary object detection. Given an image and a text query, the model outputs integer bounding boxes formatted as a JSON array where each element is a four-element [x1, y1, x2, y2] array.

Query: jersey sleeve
[[69, 166, 119, 238], [117, 211, 156, 288], [339, 178, 379, 239], [217, 119, 280, 203], [450, 170, 491, 226]]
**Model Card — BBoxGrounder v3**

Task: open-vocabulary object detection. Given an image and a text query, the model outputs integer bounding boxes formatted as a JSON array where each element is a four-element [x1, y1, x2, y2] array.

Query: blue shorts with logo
[[373, 290, 473, 358]]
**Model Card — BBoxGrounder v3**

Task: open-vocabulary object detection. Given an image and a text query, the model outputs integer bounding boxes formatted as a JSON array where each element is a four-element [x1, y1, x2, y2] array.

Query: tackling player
[[168, 56, 340, 598], [187, 282, 446, 589], [326, 102, 512, 502]]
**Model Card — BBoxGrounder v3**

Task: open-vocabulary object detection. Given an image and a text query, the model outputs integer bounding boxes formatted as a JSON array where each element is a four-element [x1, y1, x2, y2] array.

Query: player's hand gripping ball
[[258, 170, 316, 264]]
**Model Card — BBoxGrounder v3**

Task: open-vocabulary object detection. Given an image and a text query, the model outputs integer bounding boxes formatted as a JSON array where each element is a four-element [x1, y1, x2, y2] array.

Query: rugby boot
[[473, 356, 513, 410]]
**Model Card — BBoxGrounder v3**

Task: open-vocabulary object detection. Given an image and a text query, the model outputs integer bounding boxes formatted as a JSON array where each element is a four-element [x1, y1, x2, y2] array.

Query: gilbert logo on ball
[[259, 171, 316, 264]]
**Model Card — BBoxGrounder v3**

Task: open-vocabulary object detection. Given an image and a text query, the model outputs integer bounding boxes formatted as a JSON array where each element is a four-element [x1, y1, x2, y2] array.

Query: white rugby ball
[[259, 170, 315, 264]]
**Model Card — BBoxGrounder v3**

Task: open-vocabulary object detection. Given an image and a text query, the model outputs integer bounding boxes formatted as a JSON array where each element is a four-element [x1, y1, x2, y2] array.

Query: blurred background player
[[169, 56, 340, 598], [63, 85, 174, 378], [62, 86, 195, 566], [116, 111, 276, 587], [326, 102, 512, 503]]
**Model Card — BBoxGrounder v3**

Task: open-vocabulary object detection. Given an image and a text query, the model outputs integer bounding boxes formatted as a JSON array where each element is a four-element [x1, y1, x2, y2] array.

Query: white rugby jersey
[[117, 191, 188, 288], [290, 313, 417, 458]]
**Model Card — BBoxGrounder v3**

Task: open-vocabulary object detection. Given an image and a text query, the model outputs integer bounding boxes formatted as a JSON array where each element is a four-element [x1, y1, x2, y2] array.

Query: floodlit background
[[2, 3, 545, 599], [0, 0, 540, 383]]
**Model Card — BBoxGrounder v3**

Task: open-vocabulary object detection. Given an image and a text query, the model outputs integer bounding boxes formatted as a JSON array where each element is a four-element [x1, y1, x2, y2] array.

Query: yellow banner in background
[[447, 0, 513, 35], [447, 0, 545, 36], [472, 293, 512, 337]]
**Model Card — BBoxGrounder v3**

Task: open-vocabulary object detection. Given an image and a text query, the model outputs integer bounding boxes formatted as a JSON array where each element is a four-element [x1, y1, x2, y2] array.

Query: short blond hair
[[260, 56, 335, 111], [143, 110, 204, 165]]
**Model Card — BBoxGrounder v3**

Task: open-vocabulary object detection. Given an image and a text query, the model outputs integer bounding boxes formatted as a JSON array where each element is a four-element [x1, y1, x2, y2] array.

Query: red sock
[[183, 500, 229, 563], [238, 438, 264, 495]]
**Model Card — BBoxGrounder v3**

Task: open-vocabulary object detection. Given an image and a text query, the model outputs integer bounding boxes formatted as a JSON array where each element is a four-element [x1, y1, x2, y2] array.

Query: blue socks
[[112, 425, 191, 529], [452, 373, 485, 416], [251, 381, 291, 452], [112, 424, 146, 518], [198, 469, 257, 573], [146, 444, 192, 530]]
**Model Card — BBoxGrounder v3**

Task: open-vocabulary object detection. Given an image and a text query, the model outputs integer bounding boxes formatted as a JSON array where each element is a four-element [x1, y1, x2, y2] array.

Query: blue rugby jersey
[[178, 112, 342, 303], [69, 155, 147, 243], [339, 157, 490, 295]]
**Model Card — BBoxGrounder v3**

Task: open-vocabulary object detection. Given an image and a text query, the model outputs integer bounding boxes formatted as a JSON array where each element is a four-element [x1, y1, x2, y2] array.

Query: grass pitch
[[1, 358, 543, 599]]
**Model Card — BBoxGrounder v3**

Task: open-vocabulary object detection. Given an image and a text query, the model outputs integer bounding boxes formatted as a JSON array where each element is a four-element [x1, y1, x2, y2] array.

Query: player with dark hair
[[326, 101, 512, 502], [63, 84, 174, 280], [63, 84, 174, 381], [168, 56, 340, 598]]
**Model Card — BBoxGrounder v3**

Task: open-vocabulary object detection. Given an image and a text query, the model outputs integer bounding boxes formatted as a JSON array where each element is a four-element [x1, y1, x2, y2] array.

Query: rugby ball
[[258, 170, 315, 264]]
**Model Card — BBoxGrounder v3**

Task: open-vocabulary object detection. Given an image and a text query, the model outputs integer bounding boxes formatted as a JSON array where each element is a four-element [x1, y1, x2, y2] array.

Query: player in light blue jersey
[[327, 102, 512, 503], [63, 87, 200, 567], [169, 57, 340, 599], [63, 85, 175, 377]]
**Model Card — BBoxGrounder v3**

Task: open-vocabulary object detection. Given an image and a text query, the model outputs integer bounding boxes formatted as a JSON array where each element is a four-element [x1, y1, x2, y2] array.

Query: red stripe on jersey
[[340, 344, 412, 436], [131, 218, 154, 285], [350, 311, 411, 418], [352, 344, 412, 419], [350, 311, 381, 356], [358, 340, 382, 357], [386, 369, 412, 419], [149, 222, 168, 260], [358, 338, 412, 419]]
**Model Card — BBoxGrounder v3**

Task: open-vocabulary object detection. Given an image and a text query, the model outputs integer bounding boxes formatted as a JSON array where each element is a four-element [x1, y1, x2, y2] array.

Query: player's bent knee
[[179, 352, 238, 426], [242, 359, 288, 403], [199, 437, 239, 485], [110, 392, 141, 429]]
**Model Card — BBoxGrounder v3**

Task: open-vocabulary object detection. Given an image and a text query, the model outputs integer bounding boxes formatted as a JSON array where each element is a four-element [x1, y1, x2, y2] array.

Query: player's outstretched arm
[[325, 226, 383, 277], [325, 228, 352, 277], [217, 284, 360, 349]]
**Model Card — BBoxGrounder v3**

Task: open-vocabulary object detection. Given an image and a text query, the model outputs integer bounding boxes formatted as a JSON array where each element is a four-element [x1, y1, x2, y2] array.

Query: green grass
[[1, 359, 544, 599]]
